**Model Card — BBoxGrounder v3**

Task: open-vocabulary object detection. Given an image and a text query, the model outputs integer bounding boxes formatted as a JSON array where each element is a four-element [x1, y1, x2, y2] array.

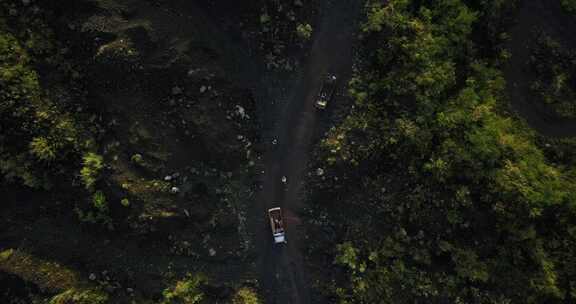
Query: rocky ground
[[0, 0, 319, 302]]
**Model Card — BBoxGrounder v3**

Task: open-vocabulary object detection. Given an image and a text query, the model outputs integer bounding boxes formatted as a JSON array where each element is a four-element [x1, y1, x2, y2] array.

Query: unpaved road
[[254, 1, 361, 303]]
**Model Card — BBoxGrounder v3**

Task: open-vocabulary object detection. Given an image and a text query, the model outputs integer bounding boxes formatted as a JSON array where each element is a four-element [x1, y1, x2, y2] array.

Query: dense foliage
[[307, 0, 576, 303], [0, 21, 88, 189], [161, 274, 205, 304]]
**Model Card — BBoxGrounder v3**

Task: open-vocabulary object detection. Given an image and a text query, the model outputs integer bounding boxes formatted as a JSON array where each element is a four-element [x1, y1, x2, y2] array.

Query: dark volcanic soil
[[0, 0, 362, 302]]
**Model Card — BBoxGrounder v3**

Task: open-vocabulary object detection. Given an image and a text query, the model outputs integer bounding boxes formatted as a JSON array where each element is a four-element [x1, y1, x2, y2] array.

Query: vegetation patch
[[161, 274, 205, 304], [0, 249, 108, 304], [305, 0, 576, 303]]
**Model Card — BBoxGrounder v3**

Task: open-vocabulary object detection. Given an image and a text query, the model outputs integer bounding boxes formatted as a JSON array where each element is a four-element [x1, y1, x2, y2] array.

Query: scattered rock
[[164, 175, 172, 181], [170, 186, 180, 194], [22, 0, 30, 6], [235, 105, 249, 119], [200, 85, 207, 93], [316, 168, 324, 176], [172, 86, 182, 95], [281, 176, 287, 183], [89, 273, 96, 281], [209, 248, 216, 256]]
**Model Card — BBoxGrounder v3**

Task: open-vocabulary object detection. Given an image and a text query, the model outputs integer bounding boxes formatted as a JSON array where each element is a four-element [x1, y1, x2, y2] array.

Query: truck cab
[[268, 207, 287, 244], [314, 74, 337, 110]]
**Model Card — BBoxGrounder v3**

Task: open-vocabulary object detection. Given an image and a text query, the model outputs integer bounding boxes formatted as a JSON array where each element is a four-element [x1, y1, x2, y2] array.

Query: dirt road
[[254, 1, 361, 303]]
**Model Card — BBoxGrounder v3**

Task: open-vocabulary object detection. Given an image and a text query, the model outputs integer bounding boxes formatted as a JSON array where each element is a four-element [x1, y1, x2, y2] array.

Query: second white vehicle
[[268, 207, 287, 244]]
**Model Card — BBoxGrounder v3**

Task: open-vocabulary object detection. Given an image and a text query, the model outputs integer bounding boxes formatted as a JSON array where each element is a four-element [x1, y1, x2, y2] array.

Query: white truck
[[268, 207, 287, 244]]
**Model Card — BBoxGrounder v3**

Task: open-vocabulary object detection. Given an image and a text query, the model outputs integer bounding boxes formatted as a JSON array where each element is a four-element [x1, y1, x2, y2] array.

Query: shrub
[[296, 23, 313, 41], [162, 274, 205, 304], [30, 136, 58, 161], [50, 288, 109, 304], [131, 153, 143, 164], [120, 198, 130, 207], [92, 190, 107, 212], [81, 153, 103, 190], [233, 287, 261, 304], [0, 249, 83, 293]]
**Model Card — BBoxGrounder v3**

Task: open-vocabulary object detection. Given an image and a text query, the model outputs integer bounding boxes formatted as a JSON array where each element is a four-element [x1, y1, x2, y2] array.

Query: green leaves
[[0, 24, 88, 189], [92, 190, 107, 213], [30, 136, 58, 161], [315, 0, 576, 303], [162, 274, 205, 304], [81, 153, 104, 190], [296, 23, 313, 41]]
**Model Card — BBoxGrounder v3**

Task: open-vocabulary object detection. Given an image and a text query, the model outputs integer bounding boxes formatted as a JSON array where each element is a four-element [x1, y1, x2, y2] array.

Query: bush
[[81, 153, 103, 190], [92, 190, 108, 212], [120, 198, 130, 207], [162, 274, 205, 304], [0, 249, 84, 293], [296, 23, 313, 41], [50, 288, 109, 304], [30, 136, 58, 161], [232, 287, 261, 304]]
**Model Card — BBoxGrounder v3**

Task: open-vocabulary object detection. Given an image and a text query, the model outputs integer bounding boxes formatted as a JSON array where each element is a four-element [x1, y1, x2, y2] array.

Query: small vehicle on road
[[268, 207, 287, 244], [314, 74, 337, 110]]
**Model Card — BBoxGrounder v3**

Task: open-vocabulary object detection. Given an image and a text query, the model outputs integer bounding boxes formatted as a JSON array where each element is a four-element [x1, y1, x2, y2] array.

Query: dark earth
[[252, 1, 361, 303]]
